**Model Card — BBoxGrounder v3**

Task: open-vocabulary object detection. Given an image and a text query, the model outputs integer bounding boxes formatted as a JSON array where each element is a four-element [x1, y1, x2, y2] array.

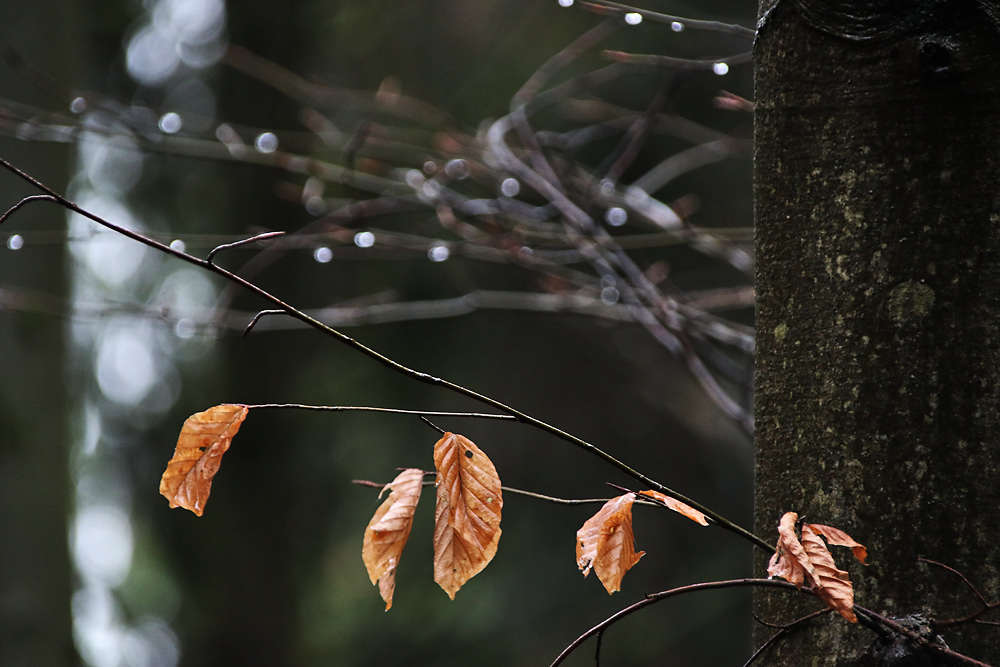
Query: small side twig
[[419, 416, 446, 435], [918, 557, 989, 607], [243, 309, 287, 337], [916, 558, 1000, 629], [549, 579, 798, 667], [0, 193, 59, 224], [935, 600, 1000, 630], [744, 609, 831, 667], [206, 230, 285, 265]]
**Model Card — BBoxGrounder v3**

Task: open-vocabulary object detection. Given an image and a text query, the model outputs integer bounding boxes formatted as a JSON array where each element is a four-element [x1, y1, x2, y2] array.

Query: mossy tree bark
[[754, 1, 1000, 664]]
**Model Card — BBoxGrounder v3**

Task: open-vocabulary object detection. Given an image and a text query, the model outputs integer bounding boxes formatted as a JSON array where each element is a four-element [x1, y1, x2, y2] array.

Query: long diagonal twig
[[0, 155, 771, 553]]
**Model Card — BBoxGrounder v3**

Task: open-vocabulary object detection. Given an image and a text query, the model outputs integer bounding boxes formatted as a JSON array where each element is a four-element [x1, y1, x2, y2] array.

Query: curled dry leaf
[[638, 489, 709, 526], [767, 511, 867, 623], [801, 524, 858, 623], [807, 522, 868, 565], [362, 468, 424, 611], [768, 511, 811, 588], [433, 432, 503, 599], [159, 404, 249, 516], [576, 493, 645, 594]]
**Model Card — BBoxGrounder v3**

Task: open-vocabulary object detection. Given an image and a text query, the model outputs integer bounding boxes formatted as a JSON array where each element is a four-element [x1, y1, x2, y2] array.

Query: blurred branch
[[0, 10, 756, 435], [0, 284, 753, 352], [604, 49, 753, 70], [354, 477, 613, 505], [577, 0, 756, 38]]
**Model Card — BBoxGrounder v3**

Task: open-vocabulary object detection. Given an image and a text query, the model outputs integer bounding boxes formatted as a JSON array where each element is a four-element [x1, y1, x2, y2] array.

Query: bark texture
[[754, 1, 1000, 664]]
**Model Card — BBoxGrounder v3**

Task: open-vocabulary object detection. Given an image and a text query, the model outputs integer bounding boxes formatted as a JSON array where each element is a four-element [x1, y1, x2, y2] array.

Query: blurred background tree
[[0, 1, 755, 665]]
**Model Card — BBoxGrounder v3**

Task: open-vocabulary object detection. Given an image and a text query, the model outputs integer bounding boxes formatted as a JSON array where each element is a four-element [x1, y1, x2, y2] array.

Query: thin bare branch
[[240, 404, 517, 421], [418, 416, 446, 434], [550, 579, 798, 667], [243, 309, 287, 337], [0, 156, 771, 553], [919, 557, 990, 607], [0, 193, 60, 225], [744, 609, 831, 667], [206, 231, 285, 265]]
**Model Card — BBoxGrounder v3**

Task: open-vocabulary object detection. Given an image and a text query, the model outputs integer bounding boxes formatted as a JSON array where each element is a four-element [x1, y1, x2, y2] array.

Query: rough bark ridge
[[754, 1, 1000, 664]]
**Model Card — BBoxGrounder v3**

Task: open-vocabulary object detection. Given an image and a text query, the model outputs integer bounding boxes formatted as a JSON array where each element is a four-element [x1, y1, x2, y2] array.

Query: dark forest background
[[0, 1, 756, 665]]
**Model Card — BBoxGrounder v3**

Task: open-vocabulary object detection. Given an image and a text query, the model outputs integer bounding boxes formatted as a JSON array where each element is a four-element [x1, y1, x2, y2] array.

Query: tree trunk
[[753, 1, 1000, 664]]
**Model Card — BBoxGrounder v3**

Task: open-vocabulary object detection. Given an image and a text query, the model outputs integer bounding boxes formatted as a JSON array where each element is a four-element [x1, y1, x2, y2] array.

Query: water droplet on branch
[[428, 244, 450, 262], [500, 177, 520, 197], [254, 132, 278, 154]]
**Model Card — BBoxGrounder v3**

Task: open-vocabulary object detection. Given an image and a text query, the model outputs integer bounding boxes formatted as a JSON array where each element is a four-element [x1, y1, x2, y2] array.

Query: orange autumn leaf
[[638, 490, 709, 526], [433, 432, 503, 599], [362, 468, 424, 610], [767, 511, 866, 623], [807, 522, 868, 565], [159, 404, 248, 516], [767, 511, 811, 588], [576, 493, 645, 594], [800, 524, 858, 623]]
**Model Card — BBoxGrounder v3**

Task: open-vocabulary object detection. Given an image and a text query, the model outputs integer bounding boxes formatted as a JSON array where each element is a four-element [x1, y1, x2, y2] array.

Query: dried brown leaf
[[801, 524, 858, 622], [638, 490, 709, 526], [159, 404, 248, 516], [362, 468, 424, 610], [576, 493, 645, 594], [767, 511, 810, 588], [767, 512, 866, 623], [806, 523, 868, 565], [433, 433, 503, 599]]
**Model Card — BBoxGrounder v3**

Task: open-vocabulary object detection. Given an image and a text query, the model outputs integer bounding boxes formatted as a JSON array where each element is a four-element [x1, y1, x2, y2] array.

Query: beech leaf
[[576, 493, 645, 594], [362, 468, 424, 610], [159, 404, 248, 516], [767, 511, 811, 588], [806, 522, 868, 565], [433, 432, 503, 599], [801, 524, 858, 622], [638, 489, 709, 526], [766, 511, 866, 623]]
